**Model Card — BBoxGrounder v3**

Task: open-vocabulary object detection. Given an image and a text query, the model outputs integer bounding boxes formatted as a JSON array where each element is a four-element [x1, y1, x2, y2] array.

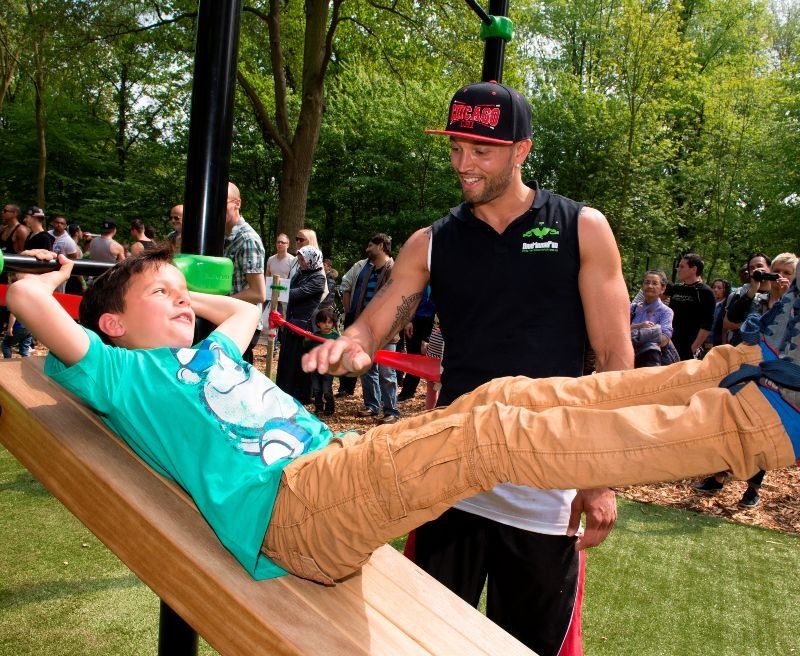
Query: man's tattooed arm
[[379, 279, 423, 345]]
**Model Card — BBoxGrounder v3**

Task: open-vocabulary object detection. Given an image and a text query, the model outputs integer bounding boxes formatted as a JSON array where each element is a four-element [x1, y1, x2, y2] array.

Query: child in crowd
[[7, 247, 799, 585], [2, 312, 33, 358], [309, 307, 339, 415]]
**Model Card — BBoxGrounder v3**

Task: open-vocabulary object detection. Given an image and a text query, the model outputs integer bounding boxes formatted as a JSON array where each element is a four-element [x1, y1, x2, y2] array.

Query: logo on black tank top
[[521, 222, 560, 253]]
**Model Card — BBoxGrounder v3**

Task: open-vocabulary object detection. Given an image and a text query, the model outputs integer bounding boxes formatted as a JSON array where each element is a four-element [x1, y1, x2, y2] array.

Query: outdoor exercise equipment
[[0, 250, 234, 296], [269, 310, 442, 383], [466, 0, 512, 82]]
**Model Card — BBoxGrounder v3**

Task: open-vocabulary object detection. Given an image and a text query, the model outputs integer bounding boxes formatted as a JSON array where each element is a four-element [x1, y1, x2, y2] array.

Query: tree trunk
[[33, 43, 46, 208]]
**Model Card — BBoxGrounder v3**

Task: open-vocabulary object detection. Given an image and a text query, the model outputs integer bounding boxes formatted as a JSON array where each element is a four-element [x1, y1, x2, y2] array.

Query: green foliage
[[0, 0, 797, 278]]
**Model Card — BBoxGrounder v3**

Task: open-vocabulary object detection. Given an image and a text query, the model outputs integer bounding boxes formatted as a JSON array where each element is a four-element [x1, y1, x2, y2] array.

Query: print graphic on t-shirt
[[173, 340, 315, 466]]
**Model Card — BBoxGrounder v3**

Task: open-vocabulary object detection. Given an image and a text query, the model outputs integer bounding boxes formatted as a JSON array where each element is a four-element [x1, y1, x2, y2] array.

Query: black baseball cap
[[425, 81, 532, 145], [100, 220, 117, 233]]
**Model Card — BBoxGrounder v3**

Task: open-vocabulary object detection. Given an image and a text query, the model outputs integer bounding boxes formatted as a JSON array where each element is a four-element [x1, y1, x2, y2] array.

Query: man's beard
[[461, 157, 516, 206]]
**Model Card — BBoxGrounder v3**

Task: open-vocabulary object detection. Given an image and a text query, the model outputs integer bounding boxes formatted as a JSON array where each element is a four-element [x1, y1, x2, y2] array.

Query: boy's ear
[[97, 312, 126, 339]]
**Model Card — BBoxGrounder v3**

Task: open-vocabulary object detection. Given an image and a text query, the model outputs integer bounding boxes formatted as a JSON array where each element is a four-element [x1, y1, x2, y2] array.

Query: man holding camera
[[669, 253, 716, 360]]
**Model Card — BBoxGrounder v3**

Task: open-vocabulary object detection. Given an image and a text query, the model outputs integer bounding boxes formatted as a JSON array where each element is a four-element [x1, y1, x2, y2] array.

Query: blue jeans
[[360, 343, 399, 417], [2, 330, 32, 358]]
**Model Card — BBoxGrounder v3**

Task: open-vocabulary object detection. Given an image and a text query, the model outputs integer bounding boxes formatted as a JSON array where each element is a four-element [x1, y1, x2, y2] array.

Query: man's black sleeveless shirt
[[430, 181, 586, 406]]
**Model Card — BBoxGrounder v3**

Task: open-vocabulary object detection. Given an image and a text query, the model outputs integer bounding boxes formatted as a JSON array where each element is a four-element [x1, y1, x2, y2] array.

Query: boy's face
[[100, 264, 195, 350], [317, 318, 334, 333]]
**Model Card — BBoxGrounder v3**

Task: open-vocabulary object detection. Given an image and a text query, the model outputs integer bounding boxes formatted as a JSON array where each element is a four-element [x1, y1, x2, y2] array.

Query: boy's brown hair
[[80, 246, 175, 344]]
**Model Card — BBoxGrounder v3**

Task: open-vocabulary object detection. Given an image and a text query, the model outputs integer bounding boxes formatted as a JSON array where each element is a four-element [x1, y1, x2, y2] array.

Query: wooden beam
[[0, 358, 535, 655]]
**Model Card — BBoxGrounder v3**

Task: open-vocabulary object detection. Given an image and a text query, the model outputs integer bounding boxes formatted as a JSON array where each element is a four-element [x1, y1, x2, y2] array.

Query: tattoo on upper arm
[[383, 290, 423, 344]]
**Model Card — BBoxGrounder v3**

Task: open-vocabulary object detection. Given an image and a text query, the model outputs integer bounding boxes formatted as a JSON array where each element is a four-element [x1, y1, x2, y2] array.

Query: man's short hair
[[80, 246, 174, 344], [369, 233, 392, 255], [3, 204, 21, 220], [746, 252, 771, 270], [681, 253, 704, 276], [130, 219, 145, 233]]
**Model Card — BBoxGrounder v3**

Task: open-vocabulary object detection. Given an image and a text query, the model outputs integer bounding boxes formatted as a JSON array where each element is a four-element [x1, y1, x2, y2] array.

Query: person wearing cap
[[1, 204, 30, 255], [23, 206, 55, 251], [89, 221, 126, 263], [304, 80, 632, 655]]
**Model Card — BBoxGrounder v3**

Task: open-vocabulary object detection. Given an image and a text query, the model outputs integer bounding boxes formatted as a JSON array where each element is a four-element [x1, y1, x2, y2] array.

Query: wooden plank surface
[[0, 358, 536, 656]]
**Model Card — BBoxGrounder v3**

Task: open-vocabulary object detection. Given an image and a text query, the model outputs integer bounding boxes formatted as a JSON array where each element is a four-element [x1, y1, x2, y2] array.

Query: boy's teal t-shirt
[[45, 329, 333, 579]]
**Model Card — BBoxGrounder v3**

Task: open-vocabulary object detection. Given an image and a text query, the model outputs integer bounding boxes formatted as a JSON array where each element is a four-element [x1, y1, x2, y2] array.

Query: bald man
[[223, 183, 267, 364], [168, 204, 183, 253]]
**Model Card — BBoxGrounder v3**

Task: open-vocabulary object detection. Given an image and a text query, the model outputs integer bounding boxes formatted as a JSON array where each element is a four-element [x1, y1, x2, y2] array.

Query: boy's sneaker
[[695, 476, 725, 493], [738, 486, 761, 508]]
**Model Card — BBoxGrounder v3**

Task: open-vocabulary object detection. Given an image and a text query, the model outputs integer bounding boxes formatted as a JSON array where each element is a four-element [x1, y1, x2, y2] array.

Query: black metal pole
[[181, 0, 243, 258], [481, 0, 509, 83], [158, 1, 242, 652], [158, 602, 199, 656]]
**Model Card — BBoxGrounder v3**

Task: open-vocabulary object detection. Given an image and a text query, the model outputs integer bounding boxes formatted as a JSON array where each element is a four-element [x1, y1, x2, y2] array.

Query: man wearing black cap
[[88, 221, 126, 263], [304, 81, 632, 655]]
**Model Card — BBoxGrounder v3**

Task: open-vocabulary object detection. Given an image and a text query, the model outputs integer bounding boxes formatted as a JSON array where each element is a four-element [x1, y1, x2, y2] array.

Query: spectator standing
[[669, 253, 716, 360], [1, 204, 29, 254], [305, 81, 632, 656], [318, 258, 338, 313], [50, 215, 80, 260], [722, 253, 772, 345], [266, 233, 296, 280], [168, 205, 183, 252], [630, 270, 676, 368], [2, 313, 32, 358], [23, 207, 55, 251], [276, 245, 326, 403], [336, 257, 368, 398], [397, 285, 435, 401], [351, 233, 401, 425], [308, 307, 339, 415], [696, 252, 798, 506], [223, 183, 267, 365], [130, 219, 156, 255], [708, 278, 732, 347], [89, 221, 126, 263]]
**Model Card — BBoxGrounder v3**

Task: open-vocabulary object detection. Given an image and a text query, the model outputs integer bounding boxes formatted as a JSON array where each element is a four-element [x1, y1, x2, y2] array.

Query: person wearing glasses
[[223, 182, 267, 365], [167, 204, 183, 253], [1, 204, 30, 255], [266, 234, 296, 280]]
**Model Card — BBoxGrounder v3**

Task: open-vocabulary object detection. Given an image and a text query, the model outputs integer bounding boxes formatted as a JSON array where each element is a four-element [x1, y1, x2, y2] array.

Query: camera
[[751, 270, 779, 282]]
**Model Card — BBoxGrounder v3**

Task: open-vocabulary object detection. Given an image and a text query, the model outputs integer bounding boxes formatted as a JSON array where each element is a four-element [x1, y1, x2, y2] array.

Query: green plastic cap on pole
[[173, 254, 234, 295], [479, 15, 513, 41]]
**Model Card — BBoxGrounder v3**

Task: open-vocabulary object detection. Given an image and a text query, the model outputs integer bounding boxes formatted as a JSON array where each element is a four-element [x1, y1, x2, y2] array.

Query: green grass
[[1, 445, 797, 655]]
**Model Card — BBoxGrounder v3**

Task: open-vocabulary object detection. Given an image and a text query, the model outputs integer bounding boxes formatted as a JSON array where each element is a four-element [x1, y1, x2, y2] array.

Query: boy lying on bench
[[7, 247, 798, 585]]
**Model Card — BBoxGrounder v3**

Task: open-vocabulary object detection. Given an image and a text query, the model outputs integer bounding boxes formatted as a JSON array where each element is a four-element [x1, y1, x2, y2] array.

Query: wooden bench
[[0, 358, 535, 655]]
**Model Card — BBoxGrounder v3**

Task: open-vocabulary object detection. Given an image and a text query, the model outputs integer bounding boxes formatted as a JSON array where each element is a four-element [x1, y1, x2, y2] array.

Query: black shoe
[[397, 392, 415, 402], [357, 408, 378, 418], [335, 391, 352, 398], [378, 414, 399, 425], [738, 486, 761, 508], [695, 476, 724, 493]]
